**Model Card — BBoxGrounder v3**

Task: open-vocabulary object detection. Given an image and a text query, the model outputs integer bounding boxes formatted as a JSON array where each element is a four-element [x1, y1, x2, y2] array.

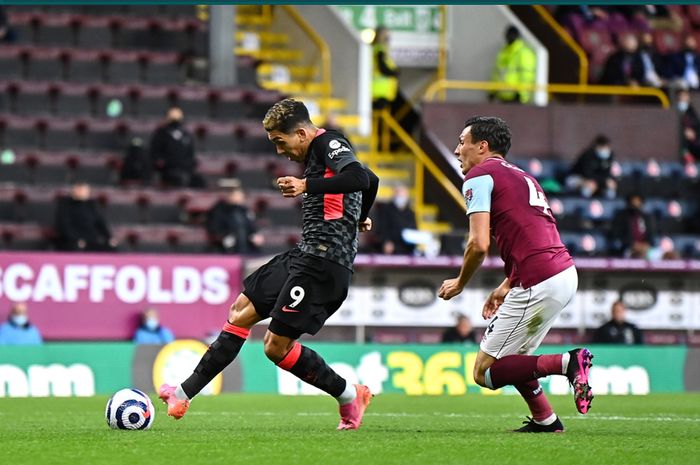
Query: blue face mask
[[145, 318, 159, 331], [11, 315, 28, 326]]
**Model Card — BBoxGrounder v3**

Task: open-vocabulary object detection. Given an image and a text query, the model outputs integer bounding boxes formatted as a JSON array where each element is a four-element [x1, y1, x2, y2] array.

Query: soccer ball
[[105, 388, 155, 430]]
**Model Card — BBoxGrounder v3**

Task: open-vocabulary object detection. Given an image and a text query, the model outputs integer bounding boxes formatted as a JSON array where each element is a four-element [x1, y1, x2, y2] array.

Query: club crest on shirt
[[464, 188, 473, 204]]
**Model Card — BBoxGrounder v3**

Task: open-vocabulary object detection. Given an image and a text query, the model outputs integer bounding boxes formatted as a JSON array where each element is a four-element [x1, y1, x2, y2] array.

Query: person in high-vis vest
[[372, 26, 399, 110], [490, 26, 537, 104]]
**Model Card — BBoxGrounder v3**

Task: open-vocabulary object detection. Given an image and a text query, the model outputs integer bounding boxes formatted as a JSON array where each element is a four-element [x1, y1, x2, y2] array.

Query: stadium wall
[[422, 102, 679, 161], [1, 252, 699, 340]]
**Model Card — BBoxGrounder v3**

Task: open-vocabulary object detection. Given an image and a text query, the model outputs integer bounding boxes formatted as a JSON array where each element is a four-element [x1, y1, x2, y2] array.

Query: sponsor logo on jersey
[[329, 139, 341, 149], [328, 145, 351, 159]]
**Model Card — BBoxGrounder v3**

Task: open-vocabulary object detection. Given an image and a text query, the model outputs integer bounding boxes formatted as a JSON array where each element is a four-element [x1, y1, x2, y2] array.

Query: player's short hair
[[464, 116, 512, 156], [263, 98, 312, 134]]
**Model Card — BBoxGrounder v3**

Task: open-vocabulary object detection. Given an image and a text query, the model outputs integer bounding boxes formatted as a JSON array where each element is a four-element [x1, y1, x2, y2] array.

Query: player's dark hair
[[263, 98, 312, 134], [464, 116, 512, 156]]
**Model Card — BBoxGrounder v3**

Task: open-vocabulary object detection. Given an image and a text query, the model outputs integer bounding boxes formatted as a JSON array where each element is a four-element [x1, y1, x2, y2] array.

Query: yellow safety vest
[[492, 38, 537, 103], [372, 43, 399, 102]]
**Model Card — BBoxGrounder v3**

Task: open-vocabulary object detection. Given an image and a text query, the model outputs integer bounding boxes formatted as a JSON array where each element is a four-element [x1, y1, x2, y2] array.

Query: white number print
[[524, 176, 551, 217], [289, 286, 306, 308]]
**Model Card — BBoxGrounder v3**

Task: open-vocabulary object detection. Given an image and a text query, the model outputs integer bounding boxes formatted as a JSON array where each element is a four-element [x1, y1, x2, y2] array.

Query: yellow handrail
[[281, 5, 332, 113], [533, 5, 588, 85], [377, 110, 466, 212], [424, 79, 670, 108]]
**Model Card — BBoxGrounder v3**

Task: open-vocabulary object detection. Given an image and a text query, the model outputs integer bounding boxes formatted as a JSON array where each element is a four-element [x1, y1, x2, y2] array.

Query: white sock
[[534, 413, 557, 426], [336, 382, 357, 405], [561, 352, 571, 375], [175, 385, 190, 401]]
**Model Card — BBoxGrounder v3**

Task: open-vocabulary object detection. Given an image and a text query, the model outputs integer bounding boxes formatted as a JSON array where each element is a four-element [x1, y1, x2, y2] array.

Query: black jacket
[[149, 122, 195, 172], [206, 201, 259, 254], [374, 201, 417, 255], [609, 206, 657, 256], [592, 320, 644, 344], [54, 197, 112, 250]]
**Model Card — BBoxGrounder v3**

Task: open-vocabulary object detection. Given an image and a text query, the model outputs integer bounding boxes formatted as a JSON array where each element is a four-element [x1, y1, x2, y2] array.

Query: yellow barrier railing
[[424, 80, 670, 108], [281, 5, 332, 113], [533, 5, 588, 85], [373, 109, 466, 214]]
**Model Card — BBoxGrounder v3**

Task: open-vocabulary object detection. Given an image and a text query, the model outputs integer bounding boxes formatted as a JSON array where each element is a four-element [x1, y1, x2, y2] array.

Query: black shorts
[[242, 248, 351, 337]]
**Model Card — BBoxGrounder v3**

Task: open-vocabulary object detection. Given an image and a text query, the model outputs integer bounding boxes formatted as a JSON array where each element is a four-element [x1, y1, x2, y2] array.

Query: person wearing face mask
[[608, 194, 657, 258], [566, 134, 617, 199], [677, 88, 700, 163], [490, 25, 537, 104], [0, 303, 43, 345], [373, 185, 418, 255], [133, 308, 175, 345], [150, 106, 205, 188]]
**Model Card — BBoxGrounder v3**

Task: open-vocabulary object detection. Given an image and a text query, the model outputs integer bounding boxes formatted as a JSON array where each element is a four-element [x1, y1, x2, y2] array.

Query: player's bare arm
[[482, 277, 511, 320], [438, 211, 490, 300]]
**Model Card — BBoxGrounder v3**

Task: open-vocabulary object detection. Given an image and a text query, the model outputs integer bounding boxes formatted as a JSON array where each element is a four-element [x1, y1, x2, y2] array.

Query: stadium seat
[[0, 47, 23, 80], [104, 50, 142, 83], [142, 52, 182, 84], [169, 86, 210, 118], [24, 47, 66, 81], [653, 29, 682, 55]]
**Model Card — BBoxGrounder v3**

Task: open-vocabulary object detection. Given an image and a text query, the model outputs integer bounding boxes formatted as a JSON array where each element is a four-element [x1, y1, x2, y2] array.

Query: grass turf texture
[[1, 393, 699, 465]]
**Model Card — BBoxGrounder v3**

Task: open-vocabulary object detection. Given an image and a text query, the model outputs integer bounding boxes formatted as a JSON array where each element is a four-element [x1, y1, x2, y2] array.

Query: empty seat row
[[0, 80, 280, 120], [511, 156, 700, 199], [0, 221, 300, 255], [9, 11, 207, 54], [0, 184, 300, 227], [0, 114, 272, 152], [0, 45, 185, 85], [9, 5, 198, 19]]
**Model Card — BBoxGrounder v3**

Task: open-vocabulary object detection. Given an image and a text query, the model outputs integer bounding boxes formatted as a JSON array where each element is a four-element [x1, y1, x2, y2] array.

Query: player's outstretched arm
[[438, 212, 490, 300]]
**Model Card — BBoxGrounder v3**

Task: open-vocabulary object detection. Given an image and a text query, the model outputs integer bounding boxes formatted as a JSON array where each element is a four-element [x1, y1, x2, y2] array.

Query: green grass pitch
[[2, 393, 699, 465]]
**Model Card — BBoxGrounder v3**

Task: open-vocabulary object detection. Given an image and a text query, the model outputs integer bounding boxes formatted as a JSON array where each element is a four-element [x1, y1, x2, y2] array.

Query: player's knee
[[262, 333, 287, 363], [227, 294, 247, 325], [473, 365, 489, 388]]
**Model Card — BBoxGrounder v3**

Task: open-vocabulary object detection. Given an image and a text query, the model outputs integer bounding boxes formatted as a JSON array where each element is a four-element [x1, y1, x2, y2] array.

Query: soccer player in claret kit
[[438, 116, 594, 432], [159, 99, 380, 430]]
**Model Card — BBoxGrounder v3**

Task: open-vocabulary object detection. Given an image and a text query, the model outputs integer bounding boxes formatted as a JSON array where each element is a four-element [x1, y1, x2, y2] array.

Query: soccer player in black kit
[[159, 99, 380, 430]]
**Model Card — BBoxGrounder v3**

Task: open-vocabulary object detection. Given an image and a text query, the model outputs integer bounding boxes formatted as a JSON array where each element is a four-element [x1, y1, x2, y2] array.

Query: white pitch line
[[184, 411, 700, 422]]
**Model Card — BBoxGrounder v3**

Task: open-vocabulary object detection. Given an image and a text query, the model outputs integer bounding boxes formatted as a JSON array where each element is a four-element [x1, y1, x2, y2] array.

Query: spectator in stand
[[490, 25, 537, 104], [206, 186, 264, 254], [677, 88, 700, 164], [600, 33, 645, 86], [119, 137, 152, 186], [374, 185, 418, 255], [54, 181, 117, 252], [150, 107, 205, 188], [371, 26, 399, 111], [133, 308, 175, 345], [608, 194, 657, 259], [0, 7, 16, 43], [566, 134, 617, 199], [637, 31, 666, 88], [592, 300, 643, 345], [669, 35, 700, 91], [0, 303, 43, 345], [441, 314, 477, 344]]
